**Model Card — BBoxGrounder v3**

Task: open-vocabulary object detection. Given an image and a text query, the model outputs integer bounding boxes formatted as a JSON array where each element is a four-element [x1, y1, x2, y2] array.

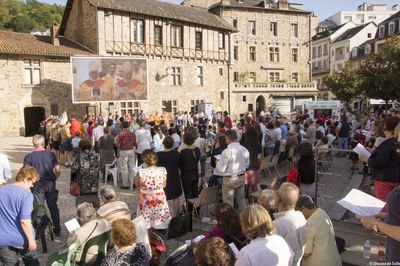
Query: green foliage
[[322, 63, 360, 103], [0, 0, 64, 32], [358, 37, 400, 105]]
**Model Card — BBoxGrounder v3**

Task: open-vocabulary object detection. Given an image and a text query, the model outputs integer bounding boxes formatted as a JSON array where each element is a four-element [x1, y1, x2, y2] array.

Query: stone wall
[[0, 56, 86, 137]]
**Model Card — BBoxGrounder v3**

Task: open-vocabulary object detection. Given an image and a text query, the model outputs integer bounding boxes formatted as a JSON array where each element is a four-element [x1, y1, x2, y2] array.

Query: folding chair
[[77, 232, 110, 266], [268, 154, 281, 177], [46, 242, 78, 266], [75, 195, 100, 209], [259, 155, 272, 179], [187, 186, 218, 222], [153, 213, 193, 250]]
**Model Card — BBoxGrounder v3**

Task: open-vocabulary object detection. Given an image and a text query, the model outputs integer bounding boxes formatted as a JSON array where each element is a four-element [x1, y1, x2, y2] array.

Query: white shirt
[[259, 122, 267, 148], [92, 125, 104, 142], [0, 154, 12, 184], [273, 210, 308, 266], [235, 235, 294, 266], [171, 133, 181, 149], [216, 142, 249, 176], [274, 127, 282, 141], [153, 134, 165, 152], [135, 129, 152, 154]]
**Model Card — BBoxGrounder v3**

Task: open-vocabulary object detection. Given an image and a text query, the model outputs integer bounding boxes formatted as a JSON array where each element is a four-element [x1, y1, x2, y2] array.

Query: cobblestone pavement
[[0, 137, 381, 265]]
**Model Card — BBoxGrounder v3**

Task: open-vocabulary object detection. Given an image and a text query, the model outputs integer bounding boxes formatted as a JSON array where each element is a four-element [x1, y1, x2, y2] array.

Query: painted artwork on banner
[[71, 56, 148, 103]]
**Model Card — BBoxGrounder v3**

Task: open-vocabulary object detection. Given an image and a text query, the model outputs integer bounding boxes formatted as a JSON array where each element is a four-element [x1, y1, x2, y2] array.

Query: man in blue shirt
[[0, 166, 40, 265], [24, 135, 62, 236]]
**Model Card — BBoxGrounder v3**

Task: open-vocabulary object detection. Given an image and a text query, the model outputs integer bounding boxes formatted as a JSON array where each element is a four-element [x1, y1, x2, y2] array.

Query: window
[[356, 14, 364, 20], [220, 91, 224, 100], [190, 99, 204, 114], [233, 46, 239, 60], [368, 16, 376, 20], [312, 47, 316, 58], [195, 31, 202, 50], [219, 68, 223, 76], [331, 50, 334, 57], [270, 22, 278, 36], [291, 72, 298, 82], [323, 44, 328, 55], [292, 48, 298, 63], [379, 26, 385, 37], [233, 71, 239, 82], [242, 95, 247, 102], [344, 16, 352, 21], [154, 26, 162, 46], [323, 60, 328, 68], [131, 19, 144, 43], [365, 44, 371, 54], [171, 25, 183, 47], [352, 48, 358, 58], [291, 23, 298, 38], [249, 46, 256, 61], [196, 66, 203, 86], [233, 19, 238, 29], [50, 104, 58, 116], [162, 100, 178, 114], [367, 33, 372, 38], [269, 72, 280, 82], [170, 67, 182, 86], [249, 72, 256, 82], [218, 32, 225, 49], [248, 21, 256, 35], [269, 47, 280, 62], [389, 22, 395, 35], [120, 102, 140, 116], [24, 59, 41, 84], [317, 46, 322, 57]]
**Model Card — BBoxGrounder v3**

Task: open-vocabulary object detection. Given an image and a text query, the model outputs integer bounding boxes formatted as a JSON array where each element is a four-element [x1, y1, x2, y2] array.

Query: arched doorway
[[256, 95, 266, 116], [24, 107, 45, 136]]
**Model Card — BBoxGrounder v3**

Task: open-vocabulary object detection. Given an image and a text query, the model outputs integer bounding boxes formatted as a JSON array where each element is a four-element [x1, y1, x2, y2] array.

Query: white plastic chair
[[105, 159, 118, 187]]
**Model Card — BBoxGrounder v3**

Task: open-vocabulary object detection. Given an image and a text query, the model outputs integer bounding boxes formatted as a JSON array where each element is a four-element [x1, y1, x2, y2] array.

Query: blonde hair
[[111, 218, 136, 247], [141, 149, 157, 166], [15, 165, 40, 183], [240, 204, 275, 240]]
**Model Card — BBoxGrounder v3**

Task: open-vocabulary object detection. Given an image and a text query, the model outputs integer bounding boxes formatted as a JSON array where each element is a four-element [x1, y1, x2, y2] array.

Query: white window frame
[[131, 19, 144, 43], [270, 22, 278, 37], [170, 67, 182, 86], [292, 48, 298, 63], [248, 21, 256, 35], [249, 72, 256, 82], [196, 66, 204, 86], [389, 22, 395, 35], [23, 59, 41, 85], [291, 23, 298, 38], [162, 100, 178, 114], [120, 102, 140, 116], [269, 47, 280, 62], [171, 25, 183, 47], [249, 46, 256, 61], [218, 32, 225, 49], [291, 72, 299, 83], [379, 25, 385, 37], [268, 71, 280, 82]]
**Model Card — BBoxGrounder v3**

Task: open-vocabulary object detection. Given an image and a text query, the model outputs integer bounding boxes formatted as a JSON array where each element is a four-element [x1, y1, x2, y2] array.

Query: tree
[[322, 63, 360, 104], [358, 37, 400, 111], [10, 15, 37, 32]]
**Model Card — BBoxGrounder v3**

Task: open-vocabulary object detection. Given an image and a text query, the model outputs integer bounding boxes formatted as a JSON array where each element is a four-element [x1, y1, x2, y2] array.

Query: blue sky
[[40, 0, 399, 21]]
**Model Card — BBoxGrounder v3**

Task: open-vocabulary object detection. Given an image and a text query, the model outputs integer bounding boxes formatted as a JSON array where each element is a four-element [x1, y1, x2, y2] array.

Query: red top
[[116, 130, 137, 150], [224, 116, 233, 129], [70, 119, 81, 136]]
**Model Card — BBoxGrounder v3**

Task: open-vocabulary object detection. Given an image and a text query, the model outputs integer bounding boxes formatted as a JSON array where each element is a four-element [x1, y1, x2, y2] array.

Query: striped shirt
[[96, 201, 131, 225]]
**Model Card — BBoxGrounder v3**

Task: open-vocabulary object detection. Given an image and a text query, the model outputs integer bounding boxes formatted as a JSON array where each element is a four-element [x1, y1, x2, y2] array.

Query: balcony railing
[[312, 67, 330, 74], [233, 82, 317, 92]]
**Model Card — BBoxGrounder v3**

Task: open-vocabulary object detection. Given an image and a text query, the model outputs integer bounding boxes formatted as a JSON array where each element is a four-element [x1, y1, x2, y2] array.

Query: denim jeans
[[0, 246, 39, 266], [32, 180, 61, 234], [337, 137, 348, 156]]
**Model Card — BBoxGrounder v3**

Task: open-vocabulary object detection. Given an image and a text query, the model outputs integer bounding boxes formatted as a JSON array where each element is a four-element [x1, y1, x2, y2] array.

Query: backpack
[[32, 205, 49, 229]]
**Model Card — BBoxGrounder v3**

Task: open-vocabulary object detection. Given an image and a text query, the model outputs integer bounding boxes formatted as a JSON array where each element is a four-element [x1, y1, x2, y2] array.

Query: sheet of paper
[[65, 218, 81, 233], [337, 189, 385, 216], [353, 143, 371, 159], [214, 155, 221, 160]]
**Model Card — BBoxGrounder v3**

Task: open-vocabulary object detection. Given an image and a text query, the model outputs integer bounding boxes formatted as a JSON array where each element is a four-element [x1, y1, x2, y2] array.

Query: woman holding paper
[[356, 184, 400, 263], [359, 116, 400, 206]]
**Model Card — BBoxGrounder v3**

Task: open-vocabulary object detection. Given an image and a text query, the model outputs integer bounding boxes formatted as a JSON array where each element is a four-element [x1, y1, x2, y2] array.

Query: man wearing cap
[[79, 61, 113, 102], [116, 121, 136, 189], [116, 61, 145, 100]]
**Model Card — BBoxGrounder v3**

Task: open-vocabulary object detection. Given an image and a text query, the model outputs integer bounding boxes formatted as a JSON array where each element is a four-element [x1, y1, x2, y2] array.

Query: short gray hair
[[258, 189, 275, 209], [99, 185, 116, 201], [76, 202, 96, 224], [32, 134, 45, 148]]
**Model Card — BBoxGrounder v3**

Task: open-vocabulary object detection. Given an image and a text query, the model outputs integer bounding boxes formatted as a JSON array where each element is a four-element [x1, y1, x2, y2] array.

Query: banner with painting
[[71, 56, 148, 103]]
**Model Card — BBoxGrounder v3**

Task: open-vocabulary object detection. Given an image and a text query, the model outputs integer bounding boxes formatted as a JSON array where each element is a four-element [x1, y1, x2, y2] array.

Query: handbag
[[69, 181, 81, 197], [287, 162, 300, 186]]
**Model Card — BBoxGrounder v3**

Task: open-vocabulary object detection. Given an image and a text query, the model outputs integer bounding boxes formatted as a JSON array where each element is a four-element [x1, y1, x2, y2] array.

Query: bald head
[[276, 182, 299, 211]]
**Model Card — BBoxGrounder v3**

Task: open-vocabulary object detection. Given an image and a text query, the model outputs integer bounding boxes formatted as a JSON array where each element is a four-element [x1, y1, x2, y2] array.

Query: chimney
[[278, 0, 289, 10], [392, 4, 398, 11], [222, 0, 230, 5], [51, 23, 59, 46]]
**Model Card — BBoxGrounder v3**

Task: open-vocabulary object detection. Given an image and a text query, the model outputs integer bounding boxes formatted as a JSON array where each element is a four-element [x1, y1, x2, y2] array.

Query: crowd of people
[[0, 105, 400, 265]]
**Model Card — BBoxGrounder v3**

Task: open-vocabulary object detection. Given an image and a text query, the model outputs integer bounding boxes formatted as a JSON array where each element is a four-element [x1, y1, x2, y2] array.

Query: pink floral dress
[[137, 167, 171, 229]]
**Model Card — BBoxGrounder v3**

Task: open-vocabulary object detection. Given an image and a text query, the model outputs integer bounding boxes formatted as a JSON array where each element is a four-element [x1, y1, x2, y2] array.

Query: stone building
[[206, 0, 319, 114], [0, 29, 92, 137], [60, 0, 234, 116]]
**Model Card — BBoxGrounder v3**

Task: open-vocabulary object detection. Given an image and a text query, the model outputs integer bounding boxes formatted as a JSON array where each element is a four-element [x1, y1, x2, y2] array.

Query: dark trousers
[[137, 153, 143, 166], [0, 246, 39, 266], [181, 172, 199, 200], [32, 180, 61, 234]]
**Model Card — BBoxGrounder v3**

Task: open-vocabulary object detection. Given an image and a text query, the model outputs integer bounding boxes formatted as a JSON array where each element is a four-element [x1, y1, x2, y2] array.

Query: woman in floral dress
[[135, 149, 171, 229]]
